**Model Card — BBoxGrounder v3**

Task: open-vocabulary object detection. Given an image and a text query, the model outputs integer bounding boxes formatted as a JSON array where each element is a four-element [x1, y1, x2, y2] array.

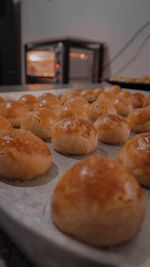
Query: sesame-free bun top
[[60, 102, 89, 120], [0, 115, 13, 131], [39, 97, 62, 117], [18, 94, 40, 111], [112, 95, 133, 116], [52, 117, 98, 155], [60, 91, 80, 105], [80, 89, 96, 102], [21, 108, 58, 140], [143, 95, 150, 107], [127, 106, 150, 133], [0, 129, 52, 180], [94, 113, 130, 144], [117, 133, 150, 186], [5, 101, 29, 128], [131, 93, 145, 108], [65, 96, 89, 113], [88, 101, 117, 121], [52, 156, 146, 247], [105, 85, 121, 95]]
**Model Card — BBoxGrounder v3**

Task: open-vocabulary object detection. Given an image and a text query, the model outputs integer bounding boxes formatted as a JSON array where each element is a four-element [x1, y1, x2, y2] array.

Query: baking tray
[[105, 79, 150, 91], [0, 88, 150, 267]]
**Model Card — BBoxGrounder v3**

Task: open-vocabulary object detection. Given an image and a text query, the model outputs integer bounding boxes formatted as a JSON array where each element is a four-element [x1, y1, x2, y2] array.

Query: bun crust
[[105, 85, 121, 95], [21, 108, 58, 139], [19, 94, 40, 111], [5, 101, 29, 127], [88, 101, 116, 121], [80, 89, 96, 102], [52, 117, 98, 155], [60, 102, 89, 120], [60, 91, 80, 105], [52, 156, 146, 246], [112, 96, 133, 116], [0, 115, 13, 130], [0, 129, 52, 180], [117, 133, 150, 186], [131, 93, 145, 108], [127, 106, 150, 132], [94, 114, 130, 144]]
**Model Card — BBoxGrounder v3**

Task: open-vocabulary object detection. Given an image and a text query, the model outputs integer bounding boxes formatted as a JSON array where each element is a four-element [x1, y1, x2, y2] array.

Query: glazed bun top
[[143, 95, 150, 107], [118, 132, 150, 166], [54, 156, 143, 208], [131, 93, 145, 108], [0, 115, 13, 130], [19, 94, 40, 110], [80, 89, 96, 102], [0, 129, 51, 155], [39, 92, 58, 101], [105, 85, 121, 95], [52, 117, 97, 138], [65, 96, 89, 112], [94, 88, 104, 98], [60, 102, 89, 120], [60, 91, 80, 105]]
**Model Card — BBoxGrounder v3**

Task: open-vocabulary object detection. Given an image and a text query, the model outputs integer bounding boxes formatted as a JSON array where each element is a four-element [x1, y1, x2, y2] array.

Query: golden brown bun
[[131, 93, 145, 108], [21, 108, 58, 139], [80, 89, 96, 102], [0, 129, 52, 180], [60, 102, 89, 120], [39, 98, 62, 117], [39, 92, 58, 101], [88, 101, 117, 121], [112, 96, 133, 116], [5, 101, 29, 127], [60, 91, 80, 105], [65, 96, 89, 113], [19, 94, 40, 111], [127, 106, 150, 133], [94, 114, 130, 144], [93, 88, 104, 98], [143, 95, 150, 107], [52, 156, 146, 246], [117, 90, 132, 99], [0, 97, 7, 117], [105, 85, 121, 95], [0, 115, 13, 130], [117, 133, 150, 186], [97, 91, 114, 104], [52, 117, 98, 155]]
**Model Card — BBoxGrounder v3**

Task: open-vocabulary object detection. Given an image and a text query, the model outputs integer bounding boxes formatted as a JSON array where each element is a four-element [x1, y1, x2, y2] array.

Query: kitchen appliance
[[25, 38, 104, 84]]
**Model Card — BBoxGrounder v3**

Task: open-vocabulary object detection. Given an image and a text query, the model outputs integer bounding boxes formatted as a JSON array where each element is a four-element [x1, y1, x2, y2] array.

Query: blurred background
[[0, 0, 150, 85]]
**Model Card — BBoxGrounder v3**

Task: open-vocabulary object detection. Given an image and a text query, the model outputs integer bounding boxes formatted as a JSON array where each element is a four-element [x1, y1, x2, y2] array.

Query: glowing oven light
[[55, 63, 59, 69]]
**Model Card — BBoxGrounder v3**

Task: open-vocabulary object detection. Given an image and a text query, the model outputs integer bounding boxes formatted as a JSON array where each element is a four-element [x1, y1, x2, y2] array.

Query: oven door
[[69, 48, 94, 83]]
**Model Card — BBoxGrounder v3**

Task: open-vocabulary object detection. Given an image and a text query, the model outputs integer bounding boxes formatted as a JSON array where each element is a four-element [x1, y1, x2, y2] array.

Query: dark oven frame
[[25, 38, 104, 84]]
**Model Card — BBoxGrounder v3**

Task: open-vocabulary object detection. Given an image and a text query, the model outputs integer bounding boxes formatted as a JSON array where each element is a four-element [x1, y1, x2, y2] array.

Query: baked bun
[[80, 89, 96, 102], [0, 97, 7, 117], [65, 96, 89, 113], [112, 96, 133, 116], [105, 85, 121, 95], [19, 94, 40, 111], [60, 102, 89, 120], [52, 117, 98, 155], [5, 101, 29, 127], [117, 133, 150, 186], [97, 91, 114, 104], [94, 114, 130, 144], [21, 108, 58, 140], [39, 97, 62, 117], [143, 95, 150, 107], [88, 101, 117, 121], [94, 88, 103, 98], [52, 156, 146, 246], [0, 129, 52, 180], [117, 90, 131, 99], [60, 91, 80, 105], [127, 106, 150, 132], [0, 115, 13, 131], [131, 93, 145, 108], [39, 92, 58, 101]]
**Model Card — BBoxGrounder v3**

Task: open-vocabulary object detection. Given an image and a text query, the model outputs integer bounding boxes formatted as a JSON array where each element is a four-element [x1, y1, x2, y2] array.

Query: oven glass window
[[69, 48, 94, 82], [26, 51, 55, 78]]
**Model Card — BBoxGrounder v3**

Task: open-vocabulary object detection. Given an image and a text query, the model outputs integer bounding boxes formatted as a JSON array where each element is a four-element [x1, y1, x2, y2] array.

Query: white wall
[[21, 0, 150, 78]]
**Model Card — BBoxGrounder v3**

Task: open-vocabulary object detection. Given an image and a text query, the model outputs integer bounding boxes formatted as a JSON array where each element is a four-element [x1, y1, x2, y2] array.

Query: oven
[[25, 38, 104, 84]]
